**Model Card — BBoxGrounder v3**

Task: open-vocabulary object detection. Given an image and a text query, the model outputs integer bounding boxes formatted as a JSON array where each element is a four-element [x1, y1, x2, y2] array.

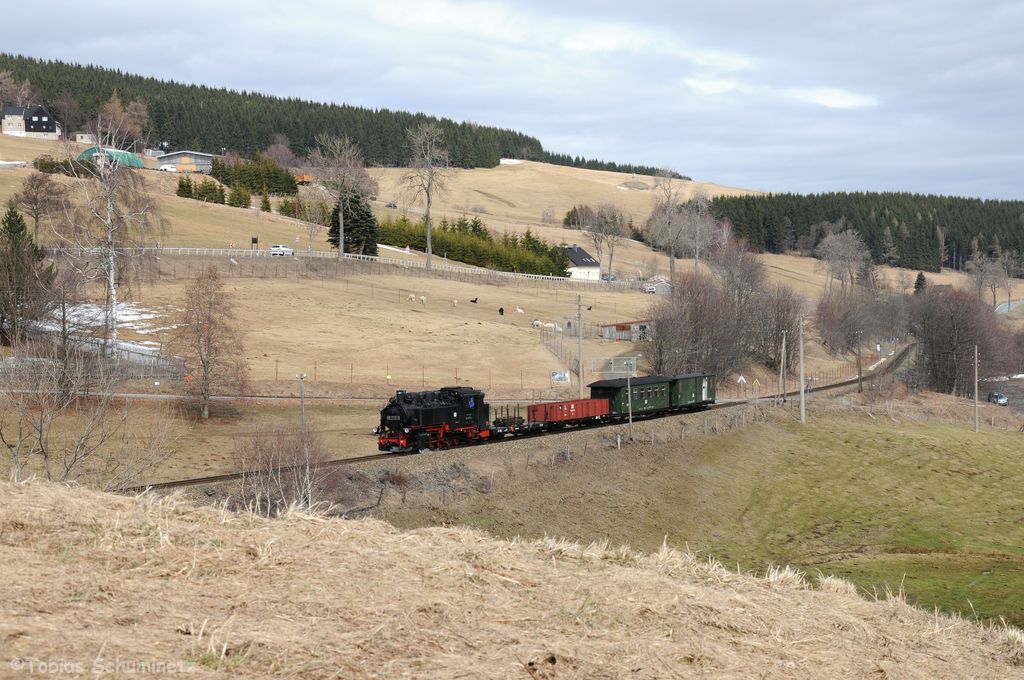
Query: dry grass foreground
[[1, 480, 1022, 677]]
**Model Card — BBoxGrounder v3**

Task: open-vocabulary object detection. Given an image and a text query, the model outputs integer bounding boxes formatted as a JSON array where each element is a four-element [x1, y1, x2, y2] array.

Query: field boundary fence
[[47, 247, 641, 292]]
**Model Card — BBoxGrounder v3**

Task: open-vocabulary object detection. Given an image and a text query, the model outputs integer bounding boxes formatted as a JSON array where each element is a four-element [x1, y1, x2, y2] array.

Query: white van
[[159, 164, 176, 172]]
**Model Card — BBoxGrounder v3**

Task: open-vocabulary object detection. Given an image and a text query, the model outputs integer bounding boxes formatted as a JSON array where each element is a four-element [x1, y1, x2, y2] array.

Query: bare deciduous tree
[[645, 168, 687, 276], [308, 134, 377, 258], [11, 171, 67, 241], [681, 190, 717, 272], [234, 424, 330, 516], [0, 340, 173, 488], [170, 265, 249, 419], [54, 108, 165, 354], [589, 204, 627, 277], [815, 229, 870, 294], [401, 123, 451, 269]]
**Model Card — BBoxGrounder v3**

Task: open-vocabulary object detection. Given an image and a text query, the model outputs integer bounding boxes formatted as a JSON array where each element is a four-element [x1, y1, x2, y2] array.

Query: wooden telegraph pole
[[799, 321, 806, 424], [779, 330, 787, 406], [627, 358, 634, 441], [577, 294, 584, 399], [974, 344, 979, 433]]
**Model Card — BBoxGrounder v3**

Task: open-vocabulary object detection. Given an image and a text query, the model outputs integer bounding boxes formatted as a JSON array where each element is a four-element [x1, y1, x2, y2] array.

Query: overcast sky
[[4, 1, 1023, 198]]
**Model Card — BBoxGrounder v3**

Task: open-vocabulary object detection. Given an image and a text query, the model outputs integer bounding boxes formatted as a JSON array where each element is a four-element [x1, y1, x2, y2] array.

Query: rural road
[[995, 299, 1024, 314]]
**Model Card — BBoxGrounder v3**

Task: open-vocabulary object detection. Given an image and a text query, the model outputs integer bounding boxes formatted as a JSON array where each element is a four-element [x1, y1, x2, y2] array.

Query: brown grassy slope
[[1, 480, 1021, 677], [1, 134, 974, 294]]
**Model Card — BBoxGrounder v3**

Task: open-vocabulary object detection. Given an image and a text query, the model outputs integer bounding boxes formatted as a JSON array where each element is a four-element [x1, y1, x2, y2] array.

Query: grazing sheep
[[420, 295, 427, 306], [452, 299, 458, 308], [516, 306, 525, 314], [532, 319, 542, 328], [408, 293, 417, 302], [542, 322, 556, 329]]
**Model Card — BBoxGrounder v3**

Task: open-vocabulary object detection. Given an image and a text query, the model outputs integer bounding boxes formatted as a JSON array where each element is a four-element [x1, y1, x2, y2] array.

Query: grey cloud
[[1, 1, 1021, 197]]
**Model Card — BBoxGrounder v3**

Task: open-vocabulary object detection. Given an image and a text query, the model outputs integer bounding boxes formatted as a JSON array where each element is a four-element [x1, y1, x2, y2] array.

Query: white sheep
[[532, 319, 542, 328], [452, 299, 458, 308], [420, 295, 427, 306], [408, 293, 416, 302], [554, 323, 563, 332], [542, 322, 556, 329], [516, 306, 525, 314]]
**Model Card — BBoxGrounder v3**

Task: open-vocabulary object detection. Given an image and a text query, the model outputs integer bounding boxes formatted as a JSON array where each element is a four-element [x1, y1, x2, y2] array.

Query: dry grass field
[[1, 133, 977, 294], [2, 478, 1021, 677]]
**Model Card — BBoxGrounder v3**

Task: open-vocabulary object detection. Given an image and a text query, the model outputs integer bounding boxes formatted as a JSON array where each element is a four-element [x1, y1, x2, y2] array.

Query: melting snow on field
[[499, 158, 522, 165], [63, 302, 181, 337]]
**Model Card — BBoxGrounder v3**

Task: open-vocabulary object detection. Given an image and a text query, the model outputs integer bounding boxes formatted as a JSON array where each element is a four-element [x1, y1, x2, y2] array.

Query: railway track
[[119, 344, 913, 495]]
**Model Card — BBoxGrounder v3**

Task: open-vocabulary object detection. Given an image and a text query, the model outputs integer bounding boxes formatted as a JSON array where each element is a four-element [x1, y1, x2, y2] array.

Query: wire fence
[[47, 247, 642, 291]]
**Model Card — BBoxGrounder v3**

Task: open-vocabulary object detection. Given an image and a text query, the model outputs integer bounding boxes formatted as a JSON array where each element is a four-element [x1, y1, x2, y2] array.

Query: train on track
[[374, 373, 716, 452]]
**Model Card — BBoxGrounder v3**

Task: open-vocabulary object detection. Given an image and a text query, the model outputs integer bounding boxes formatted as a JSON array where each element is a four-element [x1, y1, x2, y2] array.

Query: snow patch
[[499, 158, 522, 165]]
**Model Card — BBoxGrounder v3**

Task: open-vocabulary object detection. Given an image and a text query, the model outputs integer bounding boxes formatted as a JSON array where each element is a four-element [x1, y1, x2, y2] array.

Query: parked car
[[385, 201, 398, 209], [269, 244, 294, 257], [987, 391, 1008, 406], [159, 164, 176, 172], [643, 284, 658, 294]]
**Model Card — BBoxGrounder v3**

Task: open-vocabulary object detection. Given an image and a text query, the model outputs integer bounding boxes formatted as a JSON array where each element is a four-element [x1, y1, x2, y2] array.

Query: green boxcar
[[588, 376, 674, 416], [671, 373, 715, 407]]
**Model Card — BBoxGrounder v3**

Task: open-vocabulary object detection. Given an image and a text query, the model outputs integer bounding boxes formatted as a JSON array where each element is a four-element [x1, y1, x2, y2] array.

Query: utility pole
[[857, 331, 863, 393], [296, 373, 311, 507], [627, 358, 634, 441], [974, 345, 979, 434], [799, 320, 806, 424], [779, 330, 787, 406], [577, 294, 584, 399]]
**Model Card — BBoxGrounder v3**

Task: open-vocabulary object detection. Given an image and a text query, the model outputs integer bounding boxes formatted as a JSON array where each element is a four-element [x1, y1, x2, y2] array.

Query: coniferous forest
[[710, 192, 1024, 272], [0, 54, 669, 175]]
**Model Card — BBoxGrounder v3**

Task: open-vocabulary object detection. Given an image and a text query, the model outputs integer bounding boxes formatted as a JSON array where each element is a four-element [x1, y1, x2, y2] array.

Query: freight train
[[374, 373, 716, 452]]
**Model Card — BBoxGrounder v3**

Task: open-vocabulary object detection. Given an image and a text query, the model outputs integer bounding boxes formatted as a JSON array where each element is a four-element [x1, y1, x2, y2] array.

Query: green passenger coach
[[588, 373, 715, 417]]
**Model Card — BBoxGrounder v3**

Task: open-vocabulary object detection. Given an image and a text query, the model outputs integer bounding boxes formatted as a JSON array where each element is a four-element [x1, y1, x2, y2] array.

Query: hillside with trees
[[709, 192, 1024, 273], [0, 53, 673, 175]]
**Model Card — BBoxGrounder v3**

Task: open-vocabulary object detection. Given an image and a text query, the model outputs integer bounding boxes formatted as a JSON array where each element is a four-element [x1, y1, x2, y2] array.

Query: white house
[[564, 244, 601, 280]]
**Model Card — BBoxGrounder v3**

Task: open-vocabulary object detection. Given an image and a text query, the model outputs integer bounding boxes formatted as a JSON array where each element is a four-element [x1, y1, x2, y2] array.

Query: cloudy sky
[[4, 1, 1022, 197]]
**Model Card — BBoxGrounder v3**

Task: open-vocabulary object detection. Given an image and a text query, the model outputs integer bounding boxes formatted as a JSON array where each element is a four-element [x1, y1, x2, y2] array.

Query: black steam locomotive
[[375, 386, 491, 452]]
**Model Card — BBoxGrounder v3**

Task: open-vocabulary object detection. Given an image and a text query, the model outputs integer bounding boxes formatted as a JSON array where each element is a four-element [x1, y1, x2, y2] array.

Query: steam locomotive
[[375, 373, 716, 452]]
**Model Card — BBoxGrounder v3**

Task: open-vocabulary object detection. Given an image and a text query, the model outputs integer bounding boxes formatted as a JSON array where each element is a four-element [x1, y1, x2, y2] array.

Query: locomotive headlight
[[404, 427, 411, 433]]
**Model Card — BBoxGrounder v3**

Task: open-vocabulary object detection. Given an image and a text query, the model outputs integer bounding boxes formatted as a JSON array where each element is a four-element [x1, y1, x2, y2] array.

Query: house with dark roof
[[564, 244, 601, 280], [2, 105, 61, 140]]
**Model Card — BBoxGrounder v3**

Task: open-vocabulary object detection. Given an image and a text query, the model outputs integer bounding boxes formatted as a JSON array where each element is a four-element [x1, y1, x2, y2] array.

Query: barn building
[[564, 244, 601, 280], [155, 150, 219, 173], [2, 105, 61, 140]]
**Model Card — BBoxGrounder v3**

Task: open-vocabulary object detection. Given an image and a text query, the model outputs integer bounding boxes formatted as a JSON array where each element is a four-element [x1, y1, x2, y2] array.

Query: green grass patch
[[382, 415, 1024, 624]]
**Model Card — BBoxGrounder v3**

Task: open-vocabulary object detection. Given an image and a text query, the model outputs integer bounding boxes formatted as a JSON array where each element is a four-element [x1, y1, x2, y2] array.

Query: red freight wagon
[[528, 398, 609, 425]]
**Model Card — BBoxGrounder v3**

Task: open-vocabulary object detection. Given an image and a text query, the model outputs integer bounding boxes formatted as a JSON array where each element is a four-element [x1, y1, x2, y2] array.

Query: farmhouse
[[2, 105, 61, 140], [564, 244, 601, 280], [155, 150, 219, 173]]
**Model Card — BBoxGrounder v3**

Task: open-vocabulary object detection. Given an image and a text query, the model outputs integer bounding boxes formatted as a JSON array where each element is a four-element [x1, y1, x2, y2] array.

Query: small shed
[[600, 319, 653, 342], [155, 150, 220, 173], [77, 147, 145, 168]]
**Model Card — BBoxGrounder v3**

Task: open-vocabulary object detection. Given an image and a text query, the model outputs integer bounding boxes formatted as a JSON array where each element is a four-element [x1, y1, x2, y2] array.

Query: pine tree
[[228, 185, 250, 208], [329, 193, 378, 255], [260, 189, 271, 212], [914, 271, 927, 294], [176, 176, 193, 198], [0, 206, 55, 344]]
